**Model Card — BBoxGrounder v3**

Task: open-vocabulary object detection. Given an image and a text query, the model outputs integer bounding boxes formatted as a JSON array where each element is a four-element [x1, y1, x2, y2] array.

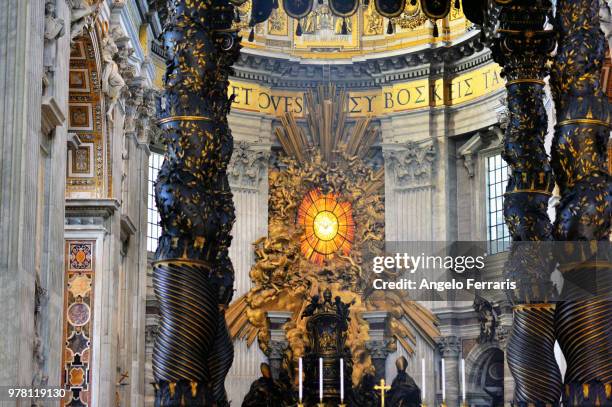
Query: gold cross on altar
[[374, 378, 391, 407]]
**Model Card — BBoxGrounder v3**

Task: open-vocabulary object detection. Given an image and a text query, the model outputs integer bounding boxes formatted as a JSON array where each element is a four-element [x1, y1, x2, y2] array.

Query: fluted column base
[[155, 380, 224, 407], [507, 305, 562, 406], [153, 260, 234, 407], [556, 300, 612, 407]]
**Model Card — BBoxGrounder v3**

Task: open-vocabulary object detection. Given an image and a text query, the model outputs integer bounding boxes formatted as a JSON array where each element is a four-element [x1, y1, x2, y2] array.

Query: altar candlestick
[[340, 358, 345, 402], [461, 358, 466, 403], [421, 358, 426, 400], [441, 358, 446, 403], [299, 357, 303, 402], [319, 357, 323, 402], [421, 358, 428, 407]]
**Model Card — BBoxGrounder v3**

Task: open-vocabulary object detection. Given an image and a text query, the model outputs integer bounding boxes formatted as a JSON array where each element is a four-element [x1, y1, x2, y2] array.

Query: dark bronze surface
[[152, 0, 241, 405], [551, 0, 612, 405], [490, 1, 563, 405]]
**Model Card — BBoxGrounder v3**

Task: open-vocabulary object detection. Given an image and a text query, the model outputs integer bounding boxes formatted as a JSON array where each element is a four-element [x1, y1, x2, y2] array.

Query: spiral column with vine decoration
[[550, 0, 612, 405], [152, 0, 241, 405], [490, 1, 563, 405]]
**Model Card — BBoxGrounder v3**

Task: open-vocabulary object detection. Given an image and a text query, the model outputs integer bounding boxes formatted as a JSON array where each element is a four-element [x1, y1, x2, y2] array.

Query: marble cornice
[[230, 32, 491, 90], [65, 198, 121, 222]]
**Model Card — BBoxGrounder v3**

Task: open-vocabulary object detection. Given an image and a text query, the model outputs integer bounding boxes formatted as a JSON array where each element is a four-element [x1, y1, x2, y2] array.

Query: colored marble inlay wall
[[61, 241, 95, 407]]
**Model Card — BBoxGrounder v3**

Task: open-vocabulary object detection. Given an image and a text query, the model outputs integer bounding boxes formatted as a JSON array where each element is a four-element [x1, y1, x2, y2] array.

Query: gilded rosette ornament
[[550, 0, 612, 405], [152, 0, 241, 405], [490, 1, 563, 405]]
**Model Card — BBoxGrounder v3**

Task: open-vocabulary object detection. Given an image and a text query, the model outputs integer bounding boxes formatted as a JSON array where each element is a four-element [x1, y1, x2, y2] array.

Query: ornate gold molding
[[157, 115, 213, 125]]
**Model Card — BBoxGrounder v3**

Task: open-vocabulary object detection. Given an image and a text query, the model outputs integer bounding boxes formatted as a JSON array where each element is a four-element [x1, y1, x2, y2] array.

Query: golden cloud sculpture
[[226, 85, 439, 385]]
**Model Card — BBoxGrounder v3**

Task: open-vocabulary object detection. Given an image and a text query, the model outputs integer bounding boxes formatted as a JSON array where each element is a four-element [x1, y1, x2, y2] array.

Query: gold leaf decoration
[[227, 84, 439, 385]]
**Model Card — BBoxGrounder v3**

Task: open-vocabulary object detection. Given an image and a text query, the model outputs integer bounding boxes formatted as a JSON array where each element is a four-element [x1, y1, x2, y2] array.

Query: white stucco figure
[[69, 0, 95, 42], [101, 34, 126, 119]]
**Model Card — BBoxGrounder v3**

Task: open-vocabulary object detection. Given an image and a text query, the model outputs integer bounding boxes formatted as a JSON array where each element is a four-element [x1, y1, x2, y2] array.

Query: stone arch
[[65, 30, 108, 199], [465, 342, 505, 407]]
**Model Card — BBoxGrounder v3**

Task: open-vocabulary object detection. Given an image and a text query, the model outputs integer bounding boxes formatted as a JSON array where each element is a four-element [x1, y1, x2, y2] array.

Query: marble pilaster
[[227, 112, 272, 298], [362, 311, 391, 381], [144, 274, 158, 407], [438, 335, 461, 407], [65, 199, 122, 407], [266, 311, 292, 379], [115, 74, 157, 407], [116, 134, 151, 407], [36, 0, 72, 397], [224, 112, 272, 405], [494, 305, 514, 407], [0, 0, 45, 396], [384, 137, 438, 241]]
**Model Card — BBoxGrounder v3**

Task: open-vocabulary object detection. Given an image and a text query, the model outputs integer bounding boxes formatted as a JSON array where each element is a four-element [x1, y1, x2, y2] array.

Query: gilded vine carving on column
[[152, 0, 241, 405], [489, 0, 562, 405], [550, 0, 612, 405]]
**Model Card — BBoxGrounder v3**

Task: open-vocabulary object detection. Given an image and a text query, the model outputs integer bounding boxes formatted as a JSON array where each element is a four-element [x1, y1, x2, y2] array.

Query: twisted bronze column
[[550, 0, 612, 405], [490, 1, 563, 405], [152, 0, 241, 405]]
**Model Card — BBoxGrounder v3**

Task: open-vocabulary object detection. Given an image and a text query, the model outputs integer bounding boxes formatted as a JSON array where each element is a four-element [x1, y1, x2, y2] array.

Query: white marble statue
[[69, 0, 95, 42], [101, 34, 126, 119], [111, 26, 136, 81], [43, 0, 65, 89], [44, 1, 64, 41], [600, 0, 612, 52]]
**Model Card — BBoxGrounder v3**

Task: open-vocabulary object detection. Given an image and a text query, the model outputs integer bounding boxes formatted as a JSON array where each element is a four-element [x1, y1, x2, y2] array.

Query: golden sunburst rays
[[297, 189, 355, 265], [274, 84, 380, 164], [226, 83, 440, 382]]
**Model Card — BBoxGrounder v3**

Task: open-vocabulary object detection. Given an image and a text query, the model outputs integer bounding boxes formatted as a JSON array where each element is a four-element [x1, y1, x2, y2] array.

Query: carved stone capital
[[123, 77, 159, 145], [266, 340, 286, 360], [136, 88, 159, 144], [228, 141, 270, 190], [123, 78, 145, 134], [383, 139, 437, 189], [366, 340, 393, 360], [437, 335, 460, 358]]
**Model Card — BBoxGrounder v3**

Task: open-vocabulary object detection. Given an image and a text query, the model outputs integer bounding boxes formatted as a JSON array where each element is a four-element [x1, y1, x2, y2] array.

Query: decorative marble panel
[[69, 69, 91, 93], [61, 241, 96, 407]]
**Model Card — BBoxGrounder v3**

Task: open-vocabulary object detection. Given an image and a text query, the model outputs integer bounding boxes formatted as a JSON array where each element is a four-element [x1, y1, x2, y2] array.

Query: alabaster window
[[147, 151, 164, 253], [485, 154, 510, 254]]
